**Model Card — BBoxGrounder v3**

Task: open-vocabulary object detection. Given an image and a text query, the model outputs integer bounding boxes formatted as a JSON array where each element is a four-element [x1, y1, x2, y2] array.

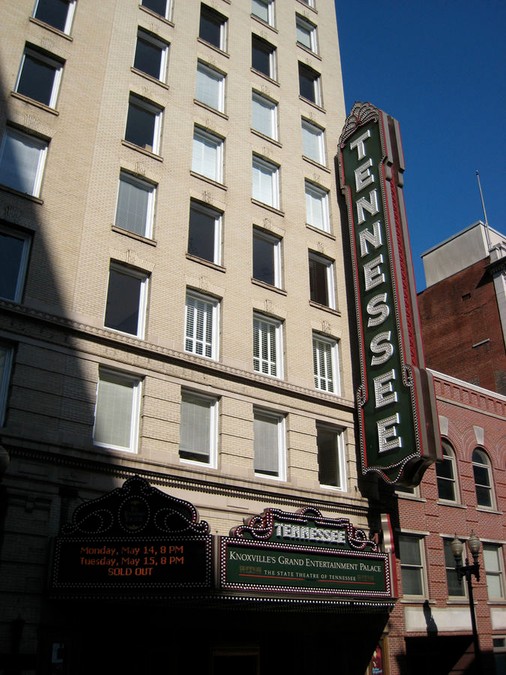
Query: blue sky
[[335, 0, 506, 290]]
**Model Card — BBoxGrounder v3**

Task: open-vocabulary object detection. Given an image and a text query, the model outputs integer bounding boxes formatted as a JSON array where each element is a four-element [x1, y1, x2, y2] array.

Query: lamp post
[[451, 532, 482, 673]]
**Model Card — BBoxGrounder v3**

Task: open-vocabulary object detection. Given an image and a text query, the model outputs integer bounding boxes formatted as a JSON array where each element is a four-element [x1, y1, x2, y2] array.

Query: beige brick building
[[0, 1, 395, 673]]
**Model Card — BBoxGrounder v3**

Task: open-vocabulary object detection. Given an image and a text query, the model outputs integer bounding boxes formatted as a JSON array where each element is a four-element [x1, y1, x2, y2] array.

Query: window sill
[[111, 225, 157, 246], [298, 96, 325, 114], [121, 140, 163, 161], [29, 17, 73, 40], [476, 506, 503, 515], [251, 199, 284, 217], [436, 500, 467, 508], [0, 184, 43, 204], [186, 253, 225, 272], [10, 92, 59, 115], [131, 67, 169, 90], [251, 128, 281, 147], [251, 278, 287, 295], [306, 223, 334, 238], [250, 69, 280, 87], [190, 171, 227, 191], [197, 37, 229, 59], [309, 300, 341, 317], [139, 5, 175, 27], [296, 0, 317, 14], [194, 99, 228, 120], [302, 155, 330, 172], [251, 14, 278, 33], [297, 42, 321, 61]]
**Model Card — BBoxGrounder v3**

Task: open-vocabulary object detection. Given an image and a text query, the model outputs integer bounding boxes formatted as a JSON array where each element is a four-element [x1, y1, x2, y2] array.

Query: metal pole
[[466, 567, 481, 674]]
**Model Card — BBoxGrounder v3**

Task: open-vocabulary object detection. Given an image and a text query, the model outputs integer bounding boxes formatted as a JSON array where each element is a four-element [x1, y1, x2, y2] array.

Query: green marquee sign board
[[338, 102, 441, 486]]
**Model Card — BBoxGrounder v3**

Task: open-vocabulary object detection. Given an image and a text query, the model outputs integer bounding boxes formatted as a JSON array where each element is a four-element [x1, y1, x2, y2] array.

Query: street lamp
[[451, 532, 482, 673]]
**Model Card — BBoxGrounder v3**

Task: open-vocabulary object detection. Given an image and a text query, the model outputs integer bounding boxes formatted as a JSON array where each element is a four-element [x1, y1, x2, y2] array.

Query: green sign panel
[[338, 102, 440, 486]]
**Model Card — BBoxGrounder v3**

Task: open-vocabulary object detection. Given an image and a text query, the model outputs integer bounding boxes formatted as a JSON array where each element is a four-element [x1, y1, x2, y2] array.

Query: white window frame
[[472, 447, 495, 509], [93, 369, 141, 453], [313, 333, 340, 394], [33, 0, 76, 34], [253, 313, 283, 378], [179, 389, 218, 467], [309, 251, 336, 309], [188, 200, 222, 265], [16, 46, 63, 108], [0, 127, 48, 197], [298, 62, 321, 106], [302, 118, 325, 165], [252, 91, 278, 140], [115, 171, 156, 238], [252, 155, 279, 209], [134, 29, 169, 83], [305, 180, 330, 232], [252, 228, 282, 288], [399, 533, 427, 598], [185, 290, 220, 360], [296, 14, 318, 52], [125, 95, 163, 154], [252, 0, 274, 26], [192, 127, 224, 183], [195, 61, 225, 112], [253, 408, 286, 480], [0, 343, 13, 427], [252, 35, 276, 80], [199, 4, 227, 51], [0, 225, 31, 302], [436, 442, 459, 503], [484, 543, 505, 600], [316, 424, 346, 490], [104, 263, 148, 339]]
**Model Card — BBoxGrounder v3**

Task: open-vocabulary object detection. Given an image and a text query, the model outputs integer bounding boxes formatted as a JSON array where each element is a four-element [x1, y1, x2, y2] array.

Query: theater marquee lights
[[339, 102, 440, 486]]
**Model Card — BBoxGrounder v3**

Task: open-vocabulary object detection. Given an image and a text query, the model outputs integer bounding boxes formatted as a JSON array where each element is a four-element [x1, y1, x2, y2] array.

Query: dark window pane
[[0, 233, 25, 300], [299, 63, 317, 102], [18, 54, 56, 106], [125, 102, 155, 149], [476, 486, 492, 507], [309, 258, 328, 305], [134, 37, 162, 79], [141, 0, 167, 16], [253, 235, 274, 284], [105, 269, 142, 335], [317, 428, 339, 487], [200, 6, 223, 48], [188, 206, 216, 261], [34, 0, 70, 31], [252, 38, 273, 76]]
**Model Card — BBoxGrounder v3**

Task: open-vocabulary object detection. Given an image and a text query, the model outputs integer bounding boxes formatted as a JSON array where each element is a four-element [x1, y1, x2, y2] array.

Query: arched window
[[436, 442, 458, 502], [472, 448, 494, 508]]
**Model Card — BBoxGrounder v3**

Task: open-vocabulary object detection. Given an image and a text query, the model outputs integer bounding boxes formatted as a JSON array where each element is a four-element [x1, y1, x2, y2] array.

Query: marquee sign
[[49, 476, 212, 597], [219, 507, 393, 599], [338, 102, 440, 486]]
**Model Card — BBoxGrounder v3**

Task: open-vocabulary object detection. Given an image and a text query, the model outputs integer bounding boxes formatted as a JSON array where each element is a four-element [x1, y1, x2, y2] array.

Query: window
[[0, 128, 48, 197], [253, 228, 281, 287], [296, 14, 318, 52], [0, 344, 13, 427], [317, 425, 346, 489], [134, 29, 169, 82], [93, 369, 141, 452], [436, 442, 458, 502], [180, 389, 218, 466], [483, 544, 505, 599], [254, 408, 285, 479], [125, 95, 163, 153], [195, 61, 225, 112], [0, 226, 31, 302], [309, 252, 335, 308], [199, 4, 227, 51], [399, 534, 426, 597], [298, 62, 321, 105], [104, 263, 148, 338], [305, 180, 329, 232], [252, 35, 276, 79], [313, 333, 339, 394], [192, 127, 223, 183], [299, 0, 315, 6], [33, 0, 75, 33], [188, 200, 222, 264], [252, 0, 274, 25], [252, 155, 279, 209], [252, 92, 278, 140], [443, 539, 465, 597], [185, 291, 219, 359], [472, 447, 494, 508], [15, 46, 63, 108], [253, 313, 282, 377], [115, 171, 156, 238], [140, 0, 172, 20], [302, 119, 325, 165]]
